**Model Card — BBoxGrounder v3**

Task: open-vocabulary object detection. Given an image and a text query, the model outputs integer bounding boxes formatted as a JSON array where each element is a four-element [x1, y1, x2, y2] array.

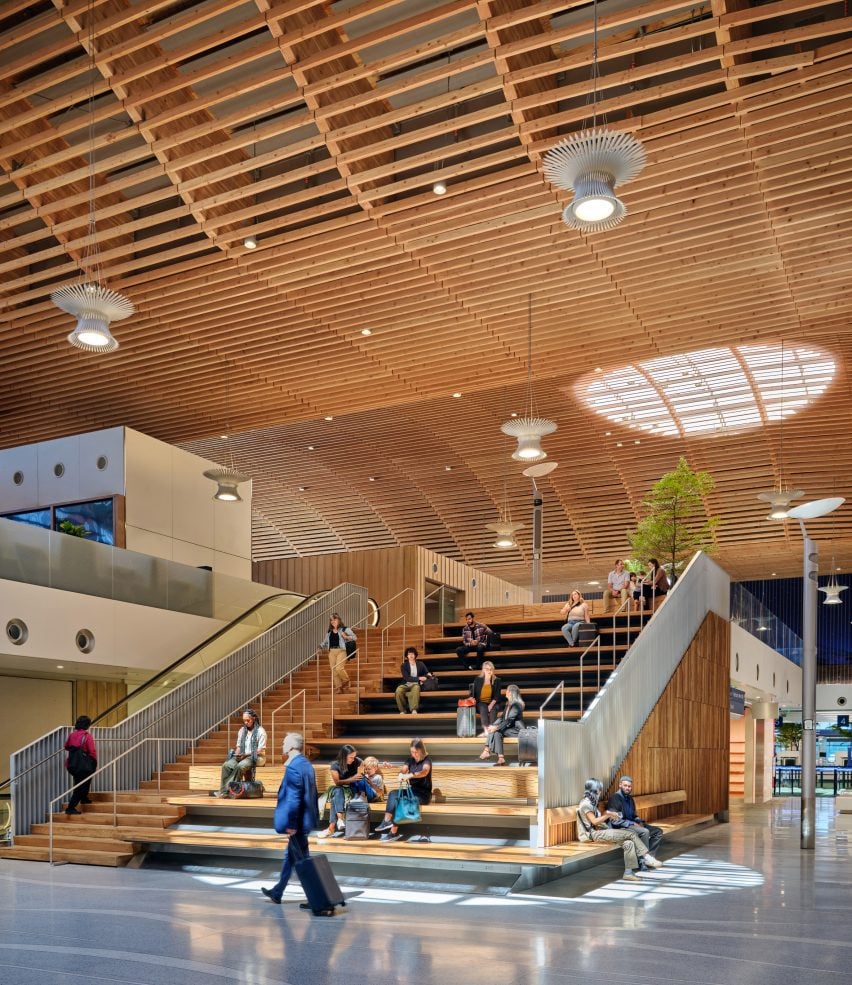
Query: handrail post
[[597, 637, 601, 692], [302, 689, 306, 740], [560, 684, 564, 721], [49, 804, 53, 866], [112, 761, 117, 828], [579, 652, 584, 715]]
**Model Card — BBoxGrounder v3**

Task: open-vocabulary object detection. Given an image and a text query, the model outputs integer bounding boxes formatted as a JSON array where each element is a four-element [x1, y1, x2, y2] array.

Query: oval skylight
[[576, 342, 835, 438]]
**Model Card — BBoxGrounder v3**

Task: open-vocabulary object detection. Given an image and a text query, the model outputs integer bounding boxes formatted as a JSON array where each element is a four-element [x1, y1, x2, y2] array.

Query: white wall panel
[[37, 436, 81, 505], [124, 429, 172, 537], [214, 551, 251, 579], [730, 623, 802, 707], [171, 445, 216, 548], [172, 539, 216, 569], [0, 443, 38, 512], [124, 527, 174, 561], [78, 428, 125, 499]]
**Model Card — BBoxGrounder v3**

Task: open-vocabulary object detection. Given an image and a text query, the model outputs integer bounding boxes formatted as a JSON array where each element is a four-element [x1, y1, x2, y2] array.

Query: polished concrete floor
[[0, 797, 847, 985]]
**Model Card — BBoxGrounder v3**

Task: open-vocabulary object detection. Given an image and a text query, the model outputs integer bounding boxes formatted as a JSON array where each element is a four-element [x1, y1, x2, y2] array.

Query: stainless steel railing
[[10, 582, 366, 838]]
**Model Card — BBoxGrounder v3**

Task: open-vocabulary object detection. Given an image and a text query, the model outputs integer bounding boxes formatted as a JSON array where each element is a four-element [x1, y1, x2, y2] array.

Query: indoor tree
[[628, 456, 719, 583]]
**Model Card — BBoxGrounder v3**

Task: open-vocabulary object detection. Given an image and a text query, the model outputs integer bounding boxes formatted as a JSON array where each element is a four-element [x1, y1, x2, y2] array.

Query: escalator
[[91, 590, 327, 727]]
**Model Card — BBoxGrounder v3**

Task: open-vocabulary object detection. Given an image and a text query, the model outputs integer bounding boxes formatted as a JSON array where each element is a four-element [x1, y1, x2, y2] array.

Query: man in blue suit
[[262, 732, 320, 904]]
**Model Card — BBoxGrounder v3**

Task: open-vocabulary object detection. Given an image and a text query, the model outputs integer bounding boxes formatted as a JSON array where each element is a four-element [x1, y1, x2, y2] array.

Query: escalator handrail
[[88, 589, 327, 728]]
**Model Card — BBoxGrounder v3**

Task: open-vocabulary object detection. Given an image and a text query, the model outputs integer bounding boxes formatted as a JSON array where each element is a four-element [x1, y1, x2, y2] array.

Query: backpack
[[66, 733, 96, 776]]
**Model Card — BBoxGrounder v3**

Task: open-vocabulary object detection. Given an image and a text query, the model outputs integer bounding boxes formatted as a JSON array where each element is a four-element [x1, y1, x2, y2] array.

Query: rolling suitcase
[[517, 726, 538, 766], [576, 621, 598, 647], [456, 703, 476, 738], [344, 797, 369, 840], [292, 838, 345, 916]]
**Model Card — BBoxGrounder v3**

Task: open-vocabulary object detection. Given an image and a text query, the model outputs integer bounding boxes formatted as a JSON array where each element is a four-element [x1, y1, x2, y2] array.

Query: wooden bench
[[544, 789, 713, 847]]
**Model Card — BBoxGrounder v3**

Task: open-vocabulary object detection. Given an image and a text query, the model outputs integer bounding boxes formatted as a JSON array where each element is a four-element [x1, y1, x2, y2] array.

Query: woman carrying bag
[[374, 738, 433, 843], [321, 612, 356, 694], [63, 715, 97, 815]]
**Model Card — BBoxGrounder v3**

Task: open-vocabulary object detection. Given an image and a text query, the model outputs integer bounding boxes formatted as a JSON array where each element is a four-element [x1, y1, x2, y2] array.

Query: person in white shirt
[[215, 708, 267, 796], [602, 559, 631, 613]]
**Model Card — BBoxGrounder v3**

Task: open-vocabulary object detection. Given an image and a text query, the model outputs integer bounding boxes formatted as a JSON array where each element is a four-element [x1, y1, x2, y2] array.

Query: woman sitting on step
[[317, 743, 363, 839], [471, 661, 503, 738], [480, 684, 525, 766], [375, 738, 433, 843]]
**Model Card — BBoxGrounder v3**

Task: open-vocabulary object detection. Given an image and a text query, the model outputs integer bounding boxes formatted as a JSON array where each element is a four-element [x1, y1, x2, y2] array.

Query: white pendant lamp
[[819, 577, 846, 605], [542, 0, 645, 233], [501, 295, 557, 462], [203, 370, 251, 502], [757, 344, 803, 519], [51, 2, 133, 351]]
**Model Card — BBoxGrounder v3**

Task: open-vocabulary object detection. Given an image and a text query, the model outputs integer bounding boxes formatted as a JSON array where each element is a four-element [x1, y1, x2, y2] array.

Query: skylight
[[575, 343, 835, 438]]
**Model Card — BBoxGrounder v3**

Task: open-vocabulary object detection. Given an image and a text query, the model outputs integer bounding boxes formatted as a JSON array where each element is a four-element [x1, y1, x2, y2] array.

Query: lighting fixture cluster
[[203, 466, 250, 502]]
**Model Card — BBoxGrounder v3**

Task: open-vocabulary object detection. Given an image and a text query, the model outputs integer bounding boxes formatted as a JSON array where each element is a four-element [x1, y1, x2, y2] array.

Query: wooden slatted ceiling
[[1, 0, 851, 588]]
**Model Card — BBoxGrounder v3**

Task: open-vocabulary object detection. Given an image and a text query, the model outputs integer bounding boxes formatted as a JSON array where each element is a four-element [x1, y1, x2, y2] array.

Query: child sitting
[[350, 756, 387, 801]]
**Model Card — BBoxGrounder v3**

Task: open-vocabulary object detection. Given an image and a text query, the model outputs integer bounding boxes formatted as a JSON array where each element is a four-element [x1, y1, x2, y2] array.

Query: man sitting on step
[[214, 708, 267, 797], [607, 775, 663, 858]]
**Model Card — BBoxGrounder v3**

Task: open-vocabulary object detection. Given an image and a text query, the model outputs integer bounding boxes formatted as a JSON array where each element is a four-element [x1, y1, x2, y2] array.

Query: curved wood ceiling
[[1, 0, 851, 588]]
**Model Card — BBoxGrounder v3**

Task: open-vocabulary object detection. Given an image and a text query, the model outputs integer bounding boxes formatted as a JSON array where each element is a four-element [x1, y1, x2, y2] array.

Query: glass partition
[[730, 582, 803, 666], [0, 516, 276, 620]]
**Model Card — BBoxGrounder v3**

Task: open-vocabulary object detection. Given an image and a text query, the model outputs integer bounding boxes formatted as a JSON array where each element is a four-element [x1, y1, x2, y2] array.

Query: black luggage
[[344, 797, 369, 840], [293, 840, 345, 916], [487, 631, 502, 649], [517, 726, 538, 766], [456, 704, 476, 738], [576, 621, 598, 647]]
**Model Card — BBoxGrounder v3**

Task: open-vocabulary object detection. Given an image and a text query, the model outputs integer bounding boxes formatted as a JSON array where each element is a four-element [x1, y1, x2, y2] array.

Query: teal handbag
[[392, 782, 421, 825]]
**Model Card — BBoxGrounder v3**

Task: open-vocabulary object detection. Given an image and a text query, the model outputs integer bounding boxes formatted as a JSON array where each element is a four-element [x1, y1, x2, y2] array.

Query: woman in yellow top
[[471, 660, 503, 741]]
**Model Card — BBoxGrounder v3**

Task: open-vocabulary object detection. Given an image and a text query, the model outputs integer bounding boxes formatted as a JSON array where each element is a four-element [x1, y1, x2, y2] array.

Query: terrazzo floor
[[0, 797, 847, 985]]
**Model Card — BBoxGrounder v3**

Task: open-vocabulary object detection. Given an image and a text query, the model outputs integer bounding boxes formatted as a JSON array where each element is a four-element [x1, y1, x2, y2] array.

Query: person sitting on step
[[395, 646, 431, 715], [602, 559, 631, 613], [375, 738, 433, 843], [560, 590, 590, 646], [606, 775, 663, 860], [456, 611, 491, 670], [215, 708, 266, 797], [576, 778, 662, 881], [471, 660, 503, 738], [480, 684, 525, 766], [350, 756, 388, 802], [317, 743, 363, 839]]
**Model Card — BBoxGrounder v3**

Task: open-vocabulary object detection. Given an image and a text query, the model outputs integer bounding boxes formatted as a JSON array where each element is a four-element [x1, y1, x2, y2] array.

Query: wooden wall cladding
[[606, 611, 730, 819], [253, 545, 531, 623], [74, 679, 127, 728]]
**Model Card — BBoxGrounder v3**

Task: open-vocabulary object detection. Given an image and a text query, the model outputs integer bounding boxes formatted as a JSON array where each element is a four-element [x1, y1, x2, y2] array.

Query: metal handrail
[[47, 735, 197, 865], [539, 679, 566, 719], [578, 636, 602, 715], [270, 691, 306, 764], [13, 584, 367, 839], [380, 611, 408, 685]]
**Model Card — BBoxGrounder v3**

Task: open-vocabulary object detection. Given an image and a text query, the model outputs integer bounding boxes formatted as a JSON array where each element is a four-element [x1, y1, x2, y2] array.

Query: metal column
[[531, 483, 543, 604], [800, 526, 818, 850]]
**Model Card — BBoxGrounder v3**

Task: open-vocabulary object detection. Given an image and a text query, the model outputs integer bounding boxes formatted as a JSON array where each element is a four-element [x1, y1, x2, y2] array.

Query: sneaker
[[261, 887, 282, 904], [381, 832, 403, 842], [332, 830, 345, 838], [622, 871, 641, 882], [411, 710, 418, 715], [643, 856, 663, 868], [316, 828, 333, 839], [375, 819, 394, 833], [336, 818, 346, 831]]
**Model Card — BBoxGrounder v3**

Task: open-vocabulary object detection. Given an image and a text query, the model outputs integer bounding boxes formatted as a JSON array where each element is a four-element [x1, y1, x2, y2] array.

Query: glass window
[[3, 508, 51, 529], [55, 499, 115, 545]]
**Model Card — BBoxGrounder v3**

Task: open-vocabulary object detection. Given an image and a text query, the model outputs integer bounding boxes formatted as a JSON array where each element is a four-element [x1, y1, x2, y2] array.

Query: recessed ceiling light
[[837, 567, 842, 572], [634, 439, 640, 445], [771, 572, 776, 576], [360, 328, 372, 336], [510, 412, 518, 418], [594, 367, 602, 373], [243, 235, 257, 250], [452, 392, 462, 398], [298, 486, 307, 492], [368, 476, 376, 482], [433, 179, 447, 195], [588, 580, 600, 586], [616, 442, 623, 447], [307, 445, 315, 451], [56, 664, 64, 669], [324, 416, 333, 422], [444, 466, 452, 472], [220, 433, 228, 439]]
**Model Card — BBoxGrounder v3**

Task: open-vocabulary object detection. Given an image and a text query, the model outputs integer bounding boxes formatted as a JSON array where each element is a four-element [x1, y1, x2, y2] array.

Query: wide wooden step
[[82, 802, 183, 817], [0, 845, 133, 866], [53, 812, 180, 828], [14, 834, 140, 853]]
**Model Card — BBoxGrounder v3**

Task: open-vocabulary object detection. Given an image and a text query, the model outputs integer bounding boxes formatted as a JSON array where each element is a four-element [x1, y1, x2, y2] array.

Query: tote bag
[[392, 783, 421, 825]]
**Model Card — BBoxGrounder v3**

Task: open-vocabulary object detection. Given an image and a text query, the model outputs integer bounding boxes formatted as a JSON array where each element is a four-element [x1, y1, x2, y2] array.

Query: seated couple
[[475, 677, 525, 767]]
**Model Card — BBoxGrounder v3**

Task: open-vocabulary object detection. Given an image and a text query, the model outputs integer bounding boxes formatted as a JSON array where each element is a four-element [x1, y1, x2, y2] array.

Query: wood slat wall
[[605, 611, 731, 818], [73, 679, 127, 728], [253, 545, 531, 623]]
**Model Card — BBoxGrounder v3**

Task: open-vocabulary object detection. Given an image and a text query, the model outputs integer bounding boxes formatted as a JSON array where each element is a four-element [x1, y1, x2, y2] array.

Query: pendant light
[[51, 0, 134, 350], [203, 369, 250, 502], [486, 476, 524, 549], [501, 295, 557, 461], [542, 0, 646, 232], [757, 342, 803, 519]]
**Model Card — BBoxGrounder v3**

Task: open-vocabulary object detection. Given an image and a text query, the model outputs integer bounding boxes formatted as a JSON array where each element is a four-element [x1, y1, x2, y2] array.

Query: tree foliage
[[628, 457, 719, 579], [776, 722, 803, 750]]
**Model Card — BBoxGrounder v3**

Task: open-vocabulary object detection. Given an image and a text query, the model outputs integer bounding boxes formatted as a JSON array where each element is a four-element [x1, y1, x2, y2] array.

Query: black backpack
[[67, 734, 96, 776], [487, 631, 502, 649]]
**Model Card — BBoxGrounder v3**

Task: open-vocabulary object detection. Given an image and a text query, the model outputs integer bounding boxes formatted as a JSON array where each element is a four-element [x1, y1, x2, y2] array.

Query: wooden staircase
[[0, 608, 653, 869]]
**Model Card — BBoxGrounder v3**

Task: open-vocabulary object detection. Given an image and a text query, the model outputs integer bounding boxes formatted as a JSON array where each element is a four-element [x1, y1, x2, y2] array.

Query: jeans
[[561, 620, 581, 645], [219, 754, 265, 794], [629, 823, 663, 854], [457, 644, 487, 668]]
